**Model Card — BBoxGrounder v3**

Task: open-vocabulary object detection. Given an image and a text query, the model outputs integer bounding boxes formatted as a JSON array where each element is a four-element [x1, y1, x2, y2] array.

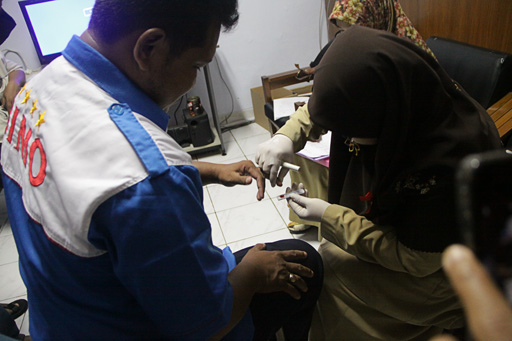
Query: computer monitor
[[18, 0, 96, 65]]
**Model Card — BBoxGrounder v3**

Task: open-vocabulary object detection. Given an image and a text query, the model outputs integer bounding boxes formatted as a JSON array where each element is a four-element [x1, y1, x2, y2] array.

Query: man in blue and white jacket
[[0, 1, 323, 339]]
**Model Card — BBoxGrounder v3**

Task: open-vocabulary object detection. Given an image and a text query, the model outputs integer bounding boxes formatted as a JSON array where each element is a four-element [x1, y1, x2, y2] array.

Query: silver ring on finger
[[288, 273, 297, 283]]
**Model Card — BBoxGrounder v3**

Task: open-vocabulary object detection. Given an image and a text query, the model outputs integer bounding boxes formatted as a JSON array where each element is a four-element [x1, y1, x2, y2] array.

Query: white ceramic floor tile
[[196, 141, 244, 164], [272, 197, 292, 226], [237, 134, 272, 157], [208, 213, 226, 247], [216, 200, 287, 244], [0, 219, 12, 238], [221, 131, 234, 143], [0, 262, 26, 301], [0, 235, 19, 265], [228, 229, 294, 253], [229, 123, 270, 141], [203, 187, 214, 215], [208, 181, 263, 212], [245, 153, 257, 165]]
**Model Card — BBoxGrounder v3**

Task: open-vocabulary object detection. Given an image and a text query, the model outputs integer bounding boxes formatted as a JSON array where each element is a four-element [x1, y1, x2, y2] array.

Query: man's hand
[[215, 243, 315, 340], [255, 134, 295, 187], [193, 160, 265, 200], [431, 245, 512, 341], [216, 160, 265, 200], [238, 243, 314, 299], [286, 183, 330, 222]]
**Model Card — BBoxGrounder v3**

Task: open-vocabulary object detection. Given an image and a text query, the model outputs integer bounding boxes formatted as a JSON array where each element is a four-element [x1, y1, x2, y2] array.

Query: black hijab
[[309, 25, 502, 252]]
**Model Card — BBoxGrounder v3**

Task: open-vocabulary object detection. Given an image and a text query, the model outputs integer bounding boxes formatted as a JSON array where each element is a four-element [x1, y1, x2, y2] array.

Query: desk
[[487, 92, 512, 143]]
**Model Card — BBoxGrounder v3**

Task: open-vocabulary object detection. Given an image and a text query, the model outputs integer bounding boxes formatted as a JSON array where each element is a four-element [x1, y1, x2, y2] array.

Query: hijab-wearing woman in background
[[328, 0, 435, 58], [257, 0, 436, 234], [299, 0, 435, 79], [283, 25, 502, 340]]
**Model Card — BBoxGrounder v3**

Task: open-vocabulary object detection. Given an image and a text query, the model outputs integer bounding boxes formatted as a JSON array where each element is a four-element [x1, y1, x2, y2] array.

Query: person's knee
[[266, 239, 324, 286]]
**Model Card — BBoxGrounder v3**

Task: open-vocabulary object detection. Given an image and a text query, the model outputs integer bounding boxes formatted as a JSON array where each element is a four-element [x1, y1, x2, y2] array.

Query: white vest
[[1, 56, 192, 257]]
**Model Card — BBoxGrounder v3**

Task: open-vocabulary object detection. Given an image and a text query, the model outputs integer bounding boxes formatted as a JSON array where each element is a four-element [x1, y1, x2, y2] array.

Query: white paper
[[297, 131, 331, 160], [273, 97, 309, 120]]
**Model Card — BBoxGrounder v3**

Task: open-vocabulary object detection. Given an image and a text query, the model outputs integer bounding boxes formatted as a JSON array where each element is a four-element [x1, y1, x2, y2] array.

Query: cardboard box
[[250, 84, 313, 132]]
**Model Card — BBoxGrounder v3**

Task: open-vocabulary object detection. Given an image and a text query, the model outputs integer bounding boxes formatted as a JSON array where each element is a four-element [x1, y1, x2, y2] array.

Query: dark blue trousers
[[0, 306, 19, 339], [234, 239, 324, 341]]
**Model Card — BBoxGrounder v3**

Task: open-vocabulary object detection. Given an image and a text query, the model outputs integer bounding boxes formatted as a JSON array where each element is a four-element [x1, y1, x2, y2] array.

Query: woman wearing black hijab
[[285, 25, 502, 339]]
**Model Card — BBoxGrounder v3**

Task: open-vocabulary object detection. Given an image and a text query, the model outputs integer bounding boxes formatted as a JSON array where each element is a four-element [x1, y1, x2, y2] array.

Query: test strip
[[282, 162, 301, 172], [277, 188, 305, 201]]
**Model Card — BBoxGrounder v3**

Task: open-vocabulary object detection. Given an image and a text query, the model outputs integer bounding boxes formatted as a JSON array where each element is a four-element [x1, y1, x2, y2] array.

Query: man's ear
[[133, 28, 168, 72]]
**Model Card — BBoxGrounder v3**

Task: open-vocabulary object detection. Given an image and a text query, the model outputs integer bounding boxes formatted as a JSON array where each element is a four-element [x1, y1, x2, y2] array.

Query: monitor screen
[[18, 0, 96, 65]]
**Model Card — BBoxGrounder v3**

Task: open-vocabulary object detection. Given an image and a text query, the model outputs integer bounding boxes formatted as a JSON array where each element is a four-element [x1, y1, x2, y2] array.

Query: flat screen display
[[18, 0, 96, 65]]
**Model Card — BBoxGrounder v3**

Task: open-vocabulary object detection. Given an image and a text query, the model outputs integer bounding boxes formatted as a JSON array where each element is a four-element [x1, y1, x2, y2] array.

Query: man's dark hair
[[89, 0, 238, 57]]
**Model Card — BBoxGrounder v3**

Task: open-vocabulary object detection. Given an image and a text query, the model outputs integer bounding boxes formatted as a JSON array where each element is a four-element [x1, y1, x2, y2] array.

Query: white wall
[[1, 0, 328, 126], [1, 0, 42, 70]]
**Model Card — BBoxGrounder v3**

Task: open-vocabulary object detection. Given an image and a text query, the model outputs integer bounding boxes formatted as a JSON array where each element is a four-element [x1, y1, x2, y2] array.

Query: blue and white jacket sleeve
[[88, 162, 234, 339]]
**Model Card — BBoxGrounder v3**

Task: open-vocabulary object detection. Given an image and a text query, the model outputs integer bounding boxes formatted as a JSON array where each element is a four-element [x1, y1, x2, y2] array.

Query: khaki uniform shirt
[[276, 105, 464, 340]]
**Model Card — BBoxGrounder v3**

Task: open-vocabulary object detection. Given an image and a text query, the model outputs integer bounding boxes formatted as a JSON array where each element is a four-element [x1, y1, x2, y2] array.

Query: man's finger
[[289, 275, 308, 293], [249, 243, 266, 253], [279, 249, 308, 262], [254, 153, 262, 167], [259, 159, 273, 175], [228, 174, 251, 186], [286, 262, 314, 279], [283, 283, 302, 300], [250, 168, 266, 201]]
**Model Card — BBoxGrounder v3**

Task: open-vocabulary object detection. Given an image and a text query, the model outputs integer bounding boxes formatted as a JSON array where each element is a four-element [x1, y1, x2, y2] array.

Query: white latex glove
[[255, 134, 294, 187], [286, 184, 330, 222]]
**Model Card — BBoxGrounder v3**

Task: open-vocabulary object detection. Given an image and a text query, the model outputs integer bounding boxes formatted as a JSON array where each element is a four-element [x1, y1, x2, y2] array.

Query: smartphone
[[456, 149, 512, 302]]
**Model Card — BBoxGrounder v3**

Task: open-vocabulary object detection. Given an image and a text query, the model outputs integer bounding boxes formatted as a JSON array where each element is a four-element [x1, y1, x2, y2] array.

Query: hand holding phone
[[455, 150, 512, 339], [439, 244, 512, 341], [457, 150, 512, 298]]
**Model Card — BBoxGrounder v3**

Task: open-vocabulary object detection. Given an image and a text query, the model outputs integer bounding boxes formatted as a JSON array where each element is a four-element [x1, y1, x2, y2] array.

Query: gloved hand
[[255, 134, 295, 187], [287, 184, 330, 222]]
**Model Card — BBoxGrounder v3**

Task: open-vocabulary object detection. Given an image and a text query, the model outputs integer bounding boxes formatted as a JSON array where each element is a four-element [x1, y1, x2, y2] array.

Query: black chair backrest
[[427, 36, 512, 108]]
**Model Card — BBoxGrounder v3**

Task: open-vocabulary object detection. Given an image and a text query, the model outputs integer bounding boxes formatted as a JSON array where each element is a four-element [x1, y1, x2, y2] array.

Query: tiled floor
[[0, 122, 320, 336]]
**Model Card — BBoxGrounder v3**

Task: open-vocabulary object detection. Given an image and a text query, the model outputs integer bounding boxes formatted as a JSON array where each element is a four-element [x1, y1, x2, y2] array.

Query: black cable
[[173, 94, 185, 125], [212, 56, 235, 127]]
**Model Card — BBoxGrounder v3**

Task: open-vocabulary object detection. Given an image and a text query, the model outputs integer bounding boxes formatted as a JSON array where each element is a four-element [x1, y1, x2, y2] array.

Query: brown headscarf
[[309, 25, 502, 252], [329, 0, 435, 58]]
